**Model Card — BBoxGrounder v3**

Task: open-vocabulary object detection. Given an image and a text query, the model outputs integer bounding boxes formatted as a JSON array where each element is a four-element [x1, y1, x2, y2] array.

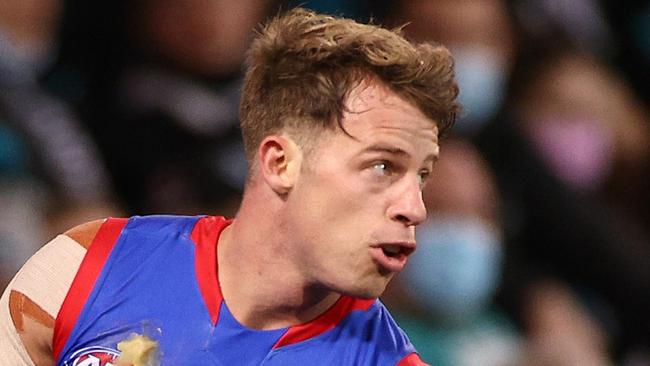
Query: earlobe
[[258, 135, 302, 195]]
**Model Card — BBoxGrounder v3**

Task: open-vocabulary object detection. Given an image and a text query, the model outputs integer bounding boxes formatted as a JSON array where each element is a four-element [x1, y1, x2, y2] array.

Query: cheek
[[294, 179, 361, 247], [295, 158, 389, 242], [313, 175, 370, 221]]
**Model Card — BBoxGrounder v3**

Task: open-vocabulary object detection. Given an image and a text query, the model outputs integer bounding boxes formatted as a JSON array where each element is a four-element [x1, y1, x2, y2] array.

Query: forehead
[[340, 80, 439, 145]]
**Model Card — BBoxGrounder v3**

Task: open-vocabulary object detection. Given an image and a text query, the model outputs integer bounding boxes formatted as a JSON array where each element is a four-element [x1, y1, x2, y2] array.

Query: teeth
[[383, 245, 401, 255]]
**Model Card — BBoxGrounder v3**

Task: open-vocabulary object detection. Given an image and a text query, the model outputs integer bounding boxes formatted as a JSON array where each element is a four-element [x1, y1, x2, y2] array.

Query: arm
[[0, 220, 103, 365]]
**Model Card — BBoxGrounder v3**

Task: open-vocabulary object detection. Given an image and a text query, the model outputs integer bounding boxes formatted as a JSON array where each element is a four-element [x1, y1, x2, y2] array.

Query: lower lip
[[370, 247, 408, 273]]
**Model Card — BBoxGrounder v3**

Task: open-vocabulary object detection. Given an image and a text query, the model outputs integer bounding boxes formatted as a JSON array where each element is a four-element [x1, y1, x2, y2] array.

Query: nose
[[387, 178, 427, 226]]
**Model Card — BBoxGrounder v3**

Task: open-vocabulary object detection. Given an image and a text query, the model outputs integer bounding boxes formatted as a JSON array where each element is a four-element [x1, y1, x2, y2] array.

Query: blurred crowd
[[1, 0, 649, 365]]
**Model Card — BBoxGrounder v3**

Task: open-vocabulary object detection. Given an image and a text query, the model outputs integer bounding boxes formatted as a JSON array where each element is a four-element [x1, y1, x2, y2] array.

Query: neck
[[217, 191, 340, 330]]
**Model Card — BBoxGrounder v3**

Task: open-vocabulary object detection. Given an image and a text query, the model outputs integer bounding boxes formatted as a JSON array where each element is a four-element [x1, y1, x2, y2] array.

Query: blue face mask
[[452, 46, 507, 135], [402, 216, 503, 323]]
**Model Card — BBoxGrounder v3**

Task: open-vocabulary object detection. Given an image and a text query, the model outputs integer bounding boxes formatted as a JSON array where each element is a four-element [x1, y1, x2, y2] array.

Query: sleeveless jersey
[[52, 215, 427, 365]]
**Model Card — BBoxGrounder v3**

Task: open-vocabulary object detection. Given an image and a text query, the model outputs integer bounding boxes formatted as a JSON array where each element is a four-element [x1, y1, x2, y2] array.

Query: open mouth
[[381, 244, 412, 258], [371, 243, 415, 273]]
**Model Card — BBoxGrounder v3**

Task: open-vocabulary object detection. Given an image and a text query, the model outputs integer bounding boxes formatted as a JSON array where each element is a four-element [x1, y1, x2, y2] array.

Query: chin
[[339, 278, 391, 299]]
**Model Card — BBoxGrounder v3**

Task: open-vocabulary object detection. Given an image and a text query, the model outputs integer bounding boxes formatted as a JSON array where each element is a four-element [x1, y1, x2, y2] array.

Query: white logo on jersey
[[64, 346, 120, 366]]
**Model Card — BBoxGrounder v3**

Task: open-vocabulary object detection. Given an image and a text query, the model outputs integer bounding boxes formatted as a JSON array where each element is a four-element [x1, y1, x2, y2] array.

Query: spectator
[[384, 0, 650, 361], [0, 0, 120, 289], [71, 0, 279, 215], [382, 138, 524, 366], [489, 44, 650, 359], [387, 0, 516, 136]]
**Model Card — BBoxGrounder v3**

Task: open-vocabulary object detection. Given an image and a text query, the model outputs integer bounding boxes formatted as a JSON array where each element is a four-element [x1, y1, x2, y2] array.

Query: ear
[[257, 135, 303, 195]]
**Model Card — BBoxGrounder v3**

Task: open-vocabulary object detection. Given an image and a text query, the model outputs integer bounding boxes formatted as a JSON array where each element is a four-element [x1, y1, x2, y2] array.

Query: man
[[0, 8, 458, 365]]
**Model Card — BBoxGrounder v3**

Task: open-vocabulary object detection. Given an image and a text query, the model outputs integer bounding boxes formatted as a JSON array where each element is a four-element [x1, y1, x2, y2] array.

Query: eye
[[418, 169, 431, 186], [371, 161, 392, 176]]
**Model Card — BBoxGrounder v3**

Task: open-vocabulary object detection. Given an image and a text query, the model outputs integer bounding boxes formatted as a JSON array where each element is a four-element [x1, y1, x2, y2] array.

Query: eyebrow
[[362, 145, 438, 164]]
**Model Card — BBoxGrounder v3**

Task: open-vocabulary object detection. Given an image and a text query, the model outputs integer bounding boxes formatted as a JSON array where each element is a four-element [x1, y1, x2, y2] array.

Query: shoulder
[[6, 219, 105, 318], [361, 301, 430, 365], [117, 215, 215, 240], [62, 215, 212, 249], [268, 298, 428, 365], [396, 353, 429, 366], [0, 219, 109, 365], [327, 299, 429, 365], [64, 219, 107, 249]]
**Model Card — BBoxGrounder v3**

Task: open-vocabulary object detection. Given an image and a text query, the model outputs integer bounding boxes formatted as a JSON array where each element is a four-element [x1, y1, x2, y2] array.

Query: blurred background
[[1, 0, 649, 364]]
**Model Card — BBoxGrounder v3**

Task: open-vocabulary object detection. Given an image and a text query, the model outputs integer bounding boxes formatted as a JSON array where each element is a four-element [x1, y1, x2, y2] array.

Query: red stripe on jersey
[[190, 216, 231, 325], [397, 353, 429, 366], [273, 296, 376, 349], [52, 217, 128, 362]]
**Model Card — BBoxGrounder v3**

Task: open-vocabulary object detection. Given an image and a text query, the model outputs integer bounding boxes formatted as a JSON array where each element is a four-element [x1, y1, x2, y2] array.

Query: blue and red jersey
[[53, 215, 427, 365]]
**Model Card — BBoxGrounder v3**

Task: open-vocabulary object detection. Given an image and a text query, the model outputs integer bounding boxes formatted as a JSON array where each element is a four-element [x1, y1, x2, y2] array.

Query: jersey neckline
[[189, 215, 376, 348]]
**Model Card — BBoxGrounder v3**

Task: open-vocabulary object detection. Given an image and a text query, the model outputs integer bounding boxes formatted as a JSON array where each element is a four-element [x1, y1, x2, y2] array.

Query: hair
[[240, 7, 460, 165]]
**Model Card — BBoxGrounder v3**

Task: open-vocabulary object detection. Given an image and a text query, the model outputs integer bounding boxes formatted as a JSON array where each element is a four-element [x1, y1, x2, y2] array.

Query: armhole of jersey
[[272, 296, 376, 349], [397, 352, 429, 366], [52, 217, 128, 362]]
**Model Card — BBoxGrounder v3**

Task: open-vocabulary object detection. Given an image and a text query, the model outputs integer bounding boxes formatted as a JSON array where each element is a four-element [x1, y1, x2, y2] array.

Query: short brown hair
[[240, 7, 459, 164]]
